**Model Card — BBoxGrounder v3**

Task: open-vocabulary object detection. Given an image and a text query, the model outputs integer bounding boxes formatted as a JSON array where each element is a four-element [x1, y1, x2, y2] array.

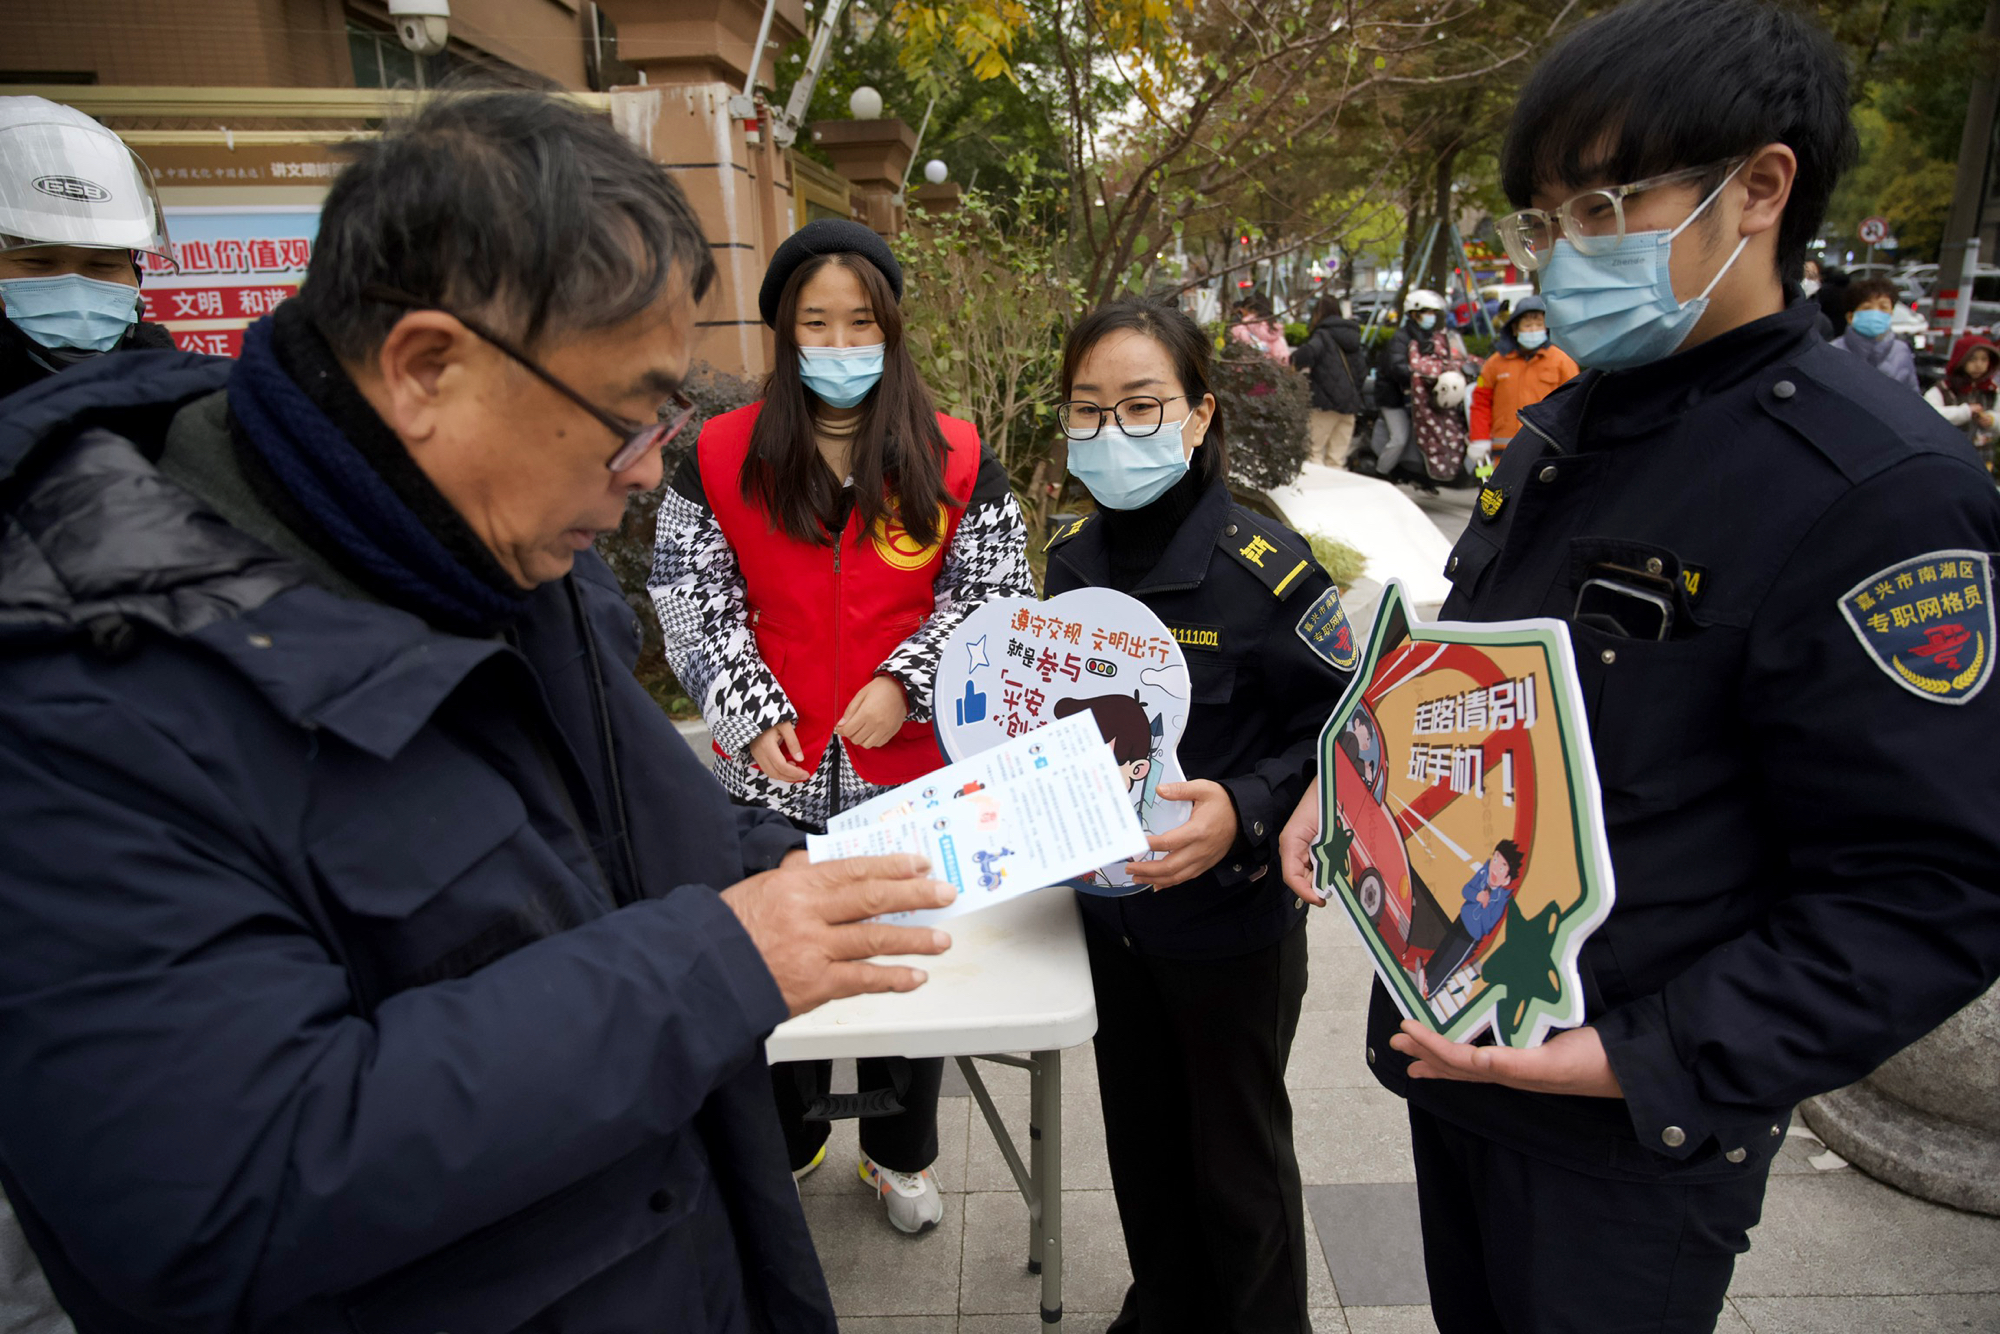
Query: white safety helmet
[[1404, 289, 1447, 314], [0, 97, 172, 266]]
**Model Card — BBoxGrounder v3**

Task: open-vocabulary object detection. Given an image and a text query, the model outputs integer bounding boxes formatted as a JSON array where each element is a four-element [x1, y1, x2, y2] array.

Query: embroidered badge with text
[[1839, 550, 1995, 705], [1295, 585, 1359, 672]]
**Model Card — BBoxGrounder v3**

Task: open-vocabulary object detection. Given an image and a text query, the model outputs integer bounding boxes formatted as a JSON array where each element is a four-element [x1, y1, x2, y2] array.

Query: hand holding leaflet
[[806, 713, 1150, 926]]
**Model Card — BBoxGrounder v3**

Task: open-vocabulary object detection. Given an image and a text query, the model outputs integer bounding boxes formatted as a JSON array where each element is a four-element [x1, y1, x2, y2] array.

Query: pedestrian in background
[[0, 97, 176, 399], [1925, 334, 1999, 469], [1468, 295, 1579, 466], [1831, 276, 1918, 389], [1229, 292, 1291, 361], [1371, 289, 1448, 485], [1812, 262, 1852, 337], [1289, 292, 1368, 465], [650, 219, 1034, 1236]]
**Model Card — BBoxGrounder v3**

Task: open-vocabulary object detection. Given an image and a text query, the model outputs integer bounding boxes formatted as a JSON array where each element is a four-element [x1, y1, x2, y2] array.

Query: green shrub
[[1304, 532, 1369, 591], [1283, 321, 1310, 346], [1211, 334, 1311, 493]]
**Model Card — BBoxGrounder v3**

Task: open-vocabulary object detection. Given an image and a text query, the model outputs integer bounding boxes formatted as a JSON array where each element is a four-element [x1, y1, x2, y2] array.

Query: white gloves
[[1466, 440, 1493, 473]]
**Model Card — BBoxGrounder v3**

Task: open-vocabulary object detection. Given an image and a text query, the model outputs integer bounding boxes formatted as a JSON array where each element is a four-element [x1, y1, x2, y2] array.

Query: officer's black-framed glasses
[[1494, 157, 1745, 273], [1057, 394, 1195, 442], [361, 284, 697, 472]]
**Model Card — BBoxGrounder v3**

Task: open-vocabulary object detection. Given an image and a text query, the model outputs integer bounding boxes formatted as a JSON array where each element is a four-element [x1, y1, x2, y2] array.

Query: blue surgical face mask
[[1067, 413, 1196, 510], [0, 272, 141, 353], [1539, 165, 1748, 372], [1849, 308, 1895, 340], [798, 342, 885, 408], [1516, 328, 1549, 351], [1416, 313, 1438, 331]]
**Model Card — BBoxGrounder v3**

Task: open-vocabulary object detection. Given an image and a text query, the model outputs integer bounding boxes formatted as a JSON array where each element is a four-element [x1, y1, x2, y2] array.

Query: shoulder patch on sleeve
[[1838, 550, 1994, 704], [1221, 511, 1317, 598], [1295, 584, 1359, 671], [1044, 513, 1095, 553]]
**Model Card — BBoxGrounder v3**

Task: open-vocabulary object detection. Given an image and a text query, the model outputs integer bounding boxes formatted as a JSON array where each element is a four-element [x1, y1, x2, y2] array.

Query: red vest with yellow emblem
[[697, 402, 982, 786]]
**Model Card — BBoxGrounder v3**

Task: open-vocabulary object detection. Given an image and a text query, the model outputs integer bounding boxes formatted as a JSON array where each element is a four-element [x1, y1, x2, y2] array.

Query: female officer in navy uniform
[[1044, 298, 1354, 1333]]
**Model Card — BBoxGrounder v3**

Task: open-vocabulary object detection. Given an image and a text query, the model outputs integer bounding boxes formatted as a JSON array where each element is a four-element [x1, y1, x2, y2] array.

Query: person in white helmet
[[1370, 288, 1449, 489], [0, 96, 177, 399]]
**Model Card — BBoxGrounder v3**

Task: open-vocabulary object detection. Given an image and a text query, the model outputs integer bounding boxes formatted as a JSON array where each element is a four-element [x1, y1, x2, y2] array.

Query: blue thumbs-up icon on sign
[[955, 679, 987, 726]]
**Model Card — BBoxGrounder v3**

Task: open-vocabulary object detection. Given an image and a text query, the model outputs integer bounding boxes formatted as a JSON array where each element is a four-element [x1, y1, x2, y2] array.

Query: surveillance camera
[[389, 0, 449, 55]]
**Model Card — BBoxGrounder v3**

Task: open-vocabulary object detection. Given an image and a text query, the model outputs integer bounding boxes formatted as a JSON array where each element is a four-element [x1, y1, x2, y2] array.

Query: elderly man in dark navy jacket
[[0, 93, 957, 1331], [1282, 3, 2000, 1331]]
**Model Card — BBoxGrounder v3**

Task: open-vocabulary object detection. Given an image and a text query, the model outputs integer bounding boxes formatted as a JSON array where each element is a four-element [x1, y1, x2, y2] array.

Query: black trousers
[[1087, 916, 1311, 1334], [770, 1057, 944, 1175], [1409, 1105, 1772, 1334]]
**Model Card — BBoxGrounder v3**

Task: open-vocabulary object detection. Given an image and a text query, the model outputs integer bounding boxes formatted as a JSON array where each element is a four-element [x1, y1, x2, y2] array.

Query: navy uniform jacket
[[1367, 301, 2000, 1178], [0, 355, 834, 1331], [1045, 477, 1355, 959]]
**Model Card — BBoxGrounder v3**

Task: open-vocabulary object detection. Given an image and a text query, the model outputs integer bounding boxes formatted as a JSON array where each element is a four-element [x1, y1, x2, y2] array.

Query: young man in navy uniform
[[1281, 1, 2000, 1329]]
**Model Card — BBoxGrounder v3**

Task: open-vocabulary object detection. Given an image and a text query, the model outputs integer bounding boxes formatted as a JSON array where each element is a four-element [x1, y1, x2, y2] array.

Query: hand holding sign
[[935, 589, 1195, 894]]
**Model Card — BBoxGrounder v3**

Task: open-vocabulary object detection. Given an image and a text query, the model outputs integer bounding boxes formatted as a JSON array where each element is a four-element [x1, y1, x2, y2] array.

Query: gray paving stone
[[1731, 1171, 2000, 1297], [1304, 1182, 1430, 1308], [959, 1316, 1118, 1333], [1292, 1085, 1417, 1184], [962, 1092, 1114, 1192], [1289, 1007, 1377, 1089], [1717, 1298, 1755, 1332], [1301, 1190, 1343, 1312], [802, 1189, 964, 1318], [1303, 931, 1381, 1014], [1312, 1309, 1352, 1333], [1731, 1293, 2000, 1333], [1342, 1305, 1438, 1333], [1766, 1111, 1852, 1179], [838, 1319, 958, 1333], [958, 1187, 1129, 1317]]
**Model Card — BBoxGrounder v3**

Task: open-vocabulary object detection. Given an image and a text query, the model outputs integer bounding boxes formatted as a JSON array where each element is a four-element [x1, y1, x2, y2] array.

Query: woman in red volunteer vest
[[650, 220, 1033, 1234]]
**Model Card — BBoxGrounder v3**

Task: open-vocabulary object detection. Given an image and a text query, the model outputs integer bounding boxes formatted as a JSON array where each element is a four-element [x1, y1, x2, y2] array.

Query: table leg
[[1033, 1048, 1063, 1327]]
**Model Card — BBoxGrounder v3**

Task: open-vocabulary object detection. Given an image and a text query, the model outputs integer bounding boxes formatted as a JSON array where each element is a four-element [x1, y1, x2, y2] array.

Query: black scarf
[[225, 302, 529, 633]]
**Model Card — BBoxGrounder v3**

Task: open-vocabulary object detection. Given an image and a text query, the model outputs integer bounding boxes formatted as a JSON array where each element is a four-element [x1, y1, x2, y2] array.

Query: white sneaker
[[858, 1152, 944, 1234], [792, 1143, 826, 1184]]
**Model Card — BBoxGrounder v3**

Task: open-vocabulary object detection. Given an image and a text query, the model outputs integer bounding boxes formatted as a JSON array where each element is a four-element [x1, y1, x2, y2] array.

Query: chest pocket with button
[[304, 729, 592, 1012], [1442, 534, 1501, 612], [1562, 537, 1747, 820]]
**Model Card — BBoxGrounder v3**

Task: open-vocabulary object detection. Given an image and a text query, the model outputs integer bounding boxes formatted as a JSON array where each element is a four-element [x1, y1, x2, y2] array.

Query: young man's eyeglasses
[[1494, 158, 1745, 273], [361, 285, 697, 472], [1058, 395, 1195, 441]]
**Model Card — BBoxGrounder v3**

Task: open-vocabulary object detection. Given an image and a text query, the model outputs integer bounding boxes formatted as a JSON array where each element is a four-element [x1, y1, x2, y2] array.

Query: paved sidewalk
[[803, 903, 2000, 1332]]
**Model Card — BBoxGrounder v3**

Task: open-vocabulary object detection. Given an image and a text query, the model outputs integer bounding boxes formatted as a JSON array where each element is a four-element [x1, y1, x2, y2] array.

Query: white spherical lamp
[[848, 86, 884, 120], [923, 159, 949, 185]]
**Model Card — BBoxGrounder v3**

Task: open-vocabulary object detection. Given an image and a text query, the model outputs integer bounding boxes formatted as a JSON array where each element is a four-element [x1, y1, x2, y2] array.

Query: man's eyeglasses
[[1494, 158, 1745, 273], [361, 285, 697, 472], [1057, 394, 1195, 441]]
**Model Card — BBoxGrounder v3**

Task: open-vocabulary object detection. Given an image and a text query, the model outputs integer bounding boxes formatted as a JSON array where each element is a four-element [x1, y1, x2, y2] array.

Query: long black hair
[[1306, 293, 1344, 337], [1059, 298, 1228, 487], [744, 253, 955, 548]]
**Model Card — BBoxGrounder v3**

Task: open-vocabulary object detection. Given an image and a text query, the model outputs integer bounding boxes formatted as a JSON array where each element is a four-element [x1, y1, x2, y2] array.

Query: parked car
[[1912, 265, 2000, 332]]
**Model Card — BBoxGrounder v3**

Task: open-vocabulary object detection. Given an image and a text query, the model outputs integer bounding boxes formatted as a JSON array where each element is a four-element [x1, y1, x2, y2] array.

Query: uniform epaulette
[[1219, 509, 1317, 599], [1044, 512, 1095, 553]]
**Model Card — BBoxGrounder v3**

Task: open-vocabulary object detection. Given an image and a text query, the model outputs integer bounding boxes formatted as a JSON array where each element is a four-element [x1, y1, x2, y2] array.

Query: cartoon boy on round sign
[[935, 588, 1194, 893]]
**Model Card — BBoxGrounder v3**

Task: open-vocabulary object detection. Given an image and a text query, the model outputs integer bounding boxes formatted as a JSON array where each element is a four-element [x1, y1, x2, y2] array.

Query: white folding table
[[766, 887, 1098, 1328]]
